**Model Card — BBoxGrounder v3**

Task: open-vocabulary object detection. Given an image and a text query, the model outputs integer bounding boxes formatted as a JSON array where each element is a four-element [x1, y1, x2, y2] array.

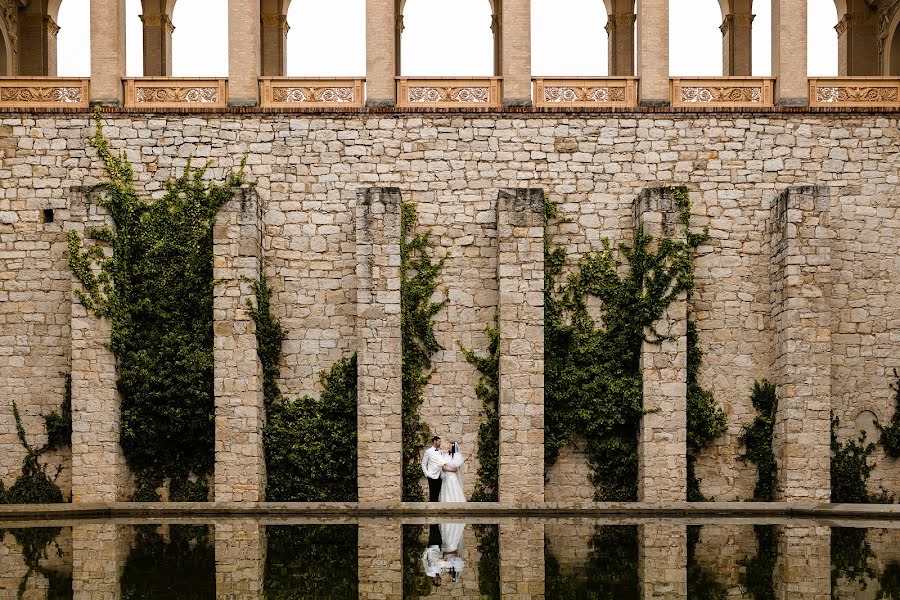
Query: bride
[[439, 442, 466, 557]]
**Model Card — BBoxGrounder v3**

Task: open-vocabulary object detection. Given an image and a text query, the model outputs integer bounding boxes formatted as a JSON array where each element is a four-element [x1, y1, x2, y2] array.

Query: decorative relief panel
[[0, 78, 89, 108], [809, 78, 900, 107], [533, 78, 637, 108], [260, 78, 364, 108], [397, 78, 500, 108], [679, 86, 761, 103], [670, 78, 774, 108], [135, 87, 219, 104], [124, 78, 227, 108]]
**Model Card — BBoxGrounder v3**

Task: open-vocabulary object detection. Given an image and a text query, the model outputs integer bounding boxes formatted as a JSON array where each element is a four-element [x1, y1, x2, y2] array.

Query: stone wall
[[1, 111, 900, 502]]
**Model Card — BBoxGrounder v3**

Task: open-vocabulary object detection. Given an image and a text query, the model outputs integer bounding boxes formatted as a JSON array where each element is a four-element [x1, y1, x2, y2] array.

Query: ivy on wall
[[0, 527, 71, 599], [473, 524, 500, 599], [878, 370, 900, 458], [738, 525, 777, 600], [264, 525, 358, 599], [687, 526, 728, 600], [402, 525, 432, 599], [68, 110, 245, 501], [880, 562, 900, 599], [545, 525, 639, 599], [831, 414, 891, 504], [831, 527, 876, 594], [687, 321, 727, 501], [460, 322, 500, 503], [400, 202, 447, 502], [544, 189, 721, 501], [0, 402, 64, 505], [738, 380, 779, 501], [248, 272, 357, 502], [120, 525, 214, 598]]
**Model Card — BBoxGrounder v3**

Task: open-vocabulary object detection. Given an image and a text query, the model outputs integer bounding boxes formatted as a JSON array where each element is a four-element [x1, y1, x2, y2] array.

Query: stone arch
[[887, 9, 900, 75], [139, 0, 178, 76], [17, 0, 62, 75], [603, 0, 635, 76], [261, 0, 291, 76], [831, 0, 878, 75]]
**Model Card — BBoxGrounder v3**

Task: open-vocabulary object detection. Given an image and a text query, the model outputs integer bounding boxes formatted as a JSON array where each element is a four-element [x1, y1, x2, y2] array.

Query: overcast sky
[[56, 0, 839, 78]]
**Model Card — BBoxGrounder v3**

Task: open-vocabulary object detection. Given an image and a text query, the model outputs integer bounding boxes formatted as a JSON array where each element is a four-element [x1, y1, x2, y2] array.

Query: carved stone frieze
[[543, 85, 626, 103], [135, 86, 219, 104], [679, 85, 762, 103], [0, 85, 83, 103], [407, 86, 491, 103], [272, 86, 356, 103], [815, 85, 899, 103]]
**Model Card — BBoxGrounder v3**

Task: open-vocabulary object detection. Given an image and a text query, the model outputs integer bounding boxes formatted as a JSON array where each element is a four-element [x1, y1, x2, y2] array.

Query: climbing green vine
[[544, 188, 721, 500], [401, 202, 447, 502], [739, 525, 777, 600], [0, 402, 64, 505], [831, 527, 876, 596], [878, 369, 900, 458], [831, 414, 890, 503], [738, 380, 779, 501], [68, 109, 245, 501], [687, 321, 727, 501], [248, 271, 357, 502], [474, 524, 500, 599], [687, 526, 728, 600], [460, 322, 500, 503]]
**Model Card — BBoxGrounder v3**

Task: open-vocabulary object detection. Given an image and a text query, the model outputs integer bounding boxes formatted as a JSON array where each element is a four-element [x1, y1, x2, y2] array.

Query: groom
[[421, 435, 443, 502]]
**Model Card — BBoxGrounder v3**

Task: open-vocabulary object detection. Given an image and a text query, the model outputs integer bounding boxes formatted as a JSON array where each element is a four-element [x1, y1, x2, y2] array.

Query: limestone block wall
[[1, 112, 900, 503]]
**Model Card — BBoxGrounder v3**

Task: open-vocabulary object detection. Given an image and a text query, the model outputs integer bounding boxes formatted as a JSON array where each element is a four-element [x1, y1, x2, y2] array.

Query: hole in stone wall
[[42, 208, 54, 224]]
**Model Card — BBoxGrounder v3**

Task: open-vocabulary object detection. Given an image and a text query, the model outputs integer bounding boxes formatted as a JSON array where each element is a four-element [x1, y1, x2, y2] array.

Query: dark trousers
[[427, 476, 442, 502]]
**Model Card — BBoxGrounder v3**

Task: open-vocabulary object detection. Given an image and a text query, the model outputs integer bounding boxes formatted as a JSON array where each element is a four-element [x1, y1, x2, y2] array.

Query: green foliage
[[120, 525, 214, 599], [0, 527, 71, 600], [831, 414, 889, 503], [42, 374, 72, 453], [0, 402, 64, 505], [687, 526, 728, 600], [738, 380, 779, 501], [460, 323, 500, 503], [264, 526, 358, 599], [739, 525, 777, 600], [831, 527, 875, 597], [544, 189, 709, 500], [248, 271, 358, 502], [687, 321, 727, 501], [544, 525, 639, 599], [473, 524, 500, 599], [402, 525, 433, 599], [68, 109, 245, 500], [878, 370, 900, 458], [401, 202, 447, 502], [879, 562, 900, 600]]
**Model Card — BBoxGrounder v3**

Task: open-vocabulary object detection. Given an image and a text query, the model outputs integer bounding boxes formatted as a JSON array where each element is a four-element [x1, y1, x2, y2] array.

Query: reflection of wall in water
[[543, 521, 594, 582], [0, 527, 72, 599], [691, 524, 757, 596], [405, 523, 485, 599], [832, 528, 900, 600]]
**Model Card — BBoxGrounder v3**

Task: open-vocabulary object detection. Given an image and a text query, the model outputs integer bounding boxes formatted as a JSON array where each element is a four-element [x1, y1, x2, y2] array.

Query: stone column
[[500, 0, 531, 106], [17, 11, 59, 76], [140, 13, 174, 76], [635, 187, 687, 503], [70, 188, 126, 503], [72, 524, 126, 600], [639, 523, 687, 600], [771, 0, 807, 105], [836, 6, 880, 76], [228, 0, 262, 106], [636, 0, 669, 106], [90, 0, 127, 105], [606, 13, 636, 76], [356, 188, 402, 504], [366, 0, 398, 106], [261, 14, 289, 76], [721, 13, 754, 76], [775, 525, 830, 599], [497, 189, 544, 505], [500, 522, 544, 598], [215, 521, 266, 598], [213, 187, 265, 503], [358, 522, 402, 599], [770, 186, 831, 502]]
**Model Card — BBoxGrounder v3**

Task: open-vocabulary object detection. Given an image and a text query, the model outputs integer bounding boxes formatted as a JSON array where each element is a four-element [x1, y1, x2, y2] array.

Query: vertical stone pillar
[[639, 523, 687, 600], [606, 13, 636, 76], [500, 522, 544, 599], [261, 14, 289, 76], [491, 11, 501, 78], [636, 0, 669, 105], [497, 189, 544, 505], [228, 0, 262, 106], [366, 0, 398, 106], [140, 14, 174, 76], [359, 523, 402, 599], [770, 186, 831, 502], [635, 187, 687, 503], [356, 188, 402, 504], [775, 526, 830, 599], [90, 0, 127, 105], [70, 188, 125, 503], [215, 520, 266, 598], [721, 13, 754, 76], [17, 9, 59, 76], [72, 524, 126, 600], [213, 187, 265, 503], [836, 5, 879, 76], [771, 0, 807, 105], [500, 0, 531, 106]]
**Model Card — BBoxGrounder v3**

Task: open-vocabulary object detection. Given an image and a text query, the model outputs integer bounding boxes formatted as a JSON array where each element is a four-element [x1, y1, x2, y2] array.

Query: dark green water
[[1, 519, 898, 598]]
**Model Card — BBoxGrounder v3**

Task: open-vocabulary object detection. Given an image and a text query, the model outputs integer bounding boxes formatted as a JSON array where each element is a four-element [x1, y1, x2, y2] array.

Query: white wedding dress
[[439, 447, 466, 554]]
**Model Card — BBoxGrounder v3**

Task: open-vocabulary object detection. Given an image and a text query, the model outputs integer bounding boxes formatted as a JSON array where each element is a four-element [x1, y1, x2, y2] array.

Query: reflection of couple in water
[[422, 523, 465, 588]]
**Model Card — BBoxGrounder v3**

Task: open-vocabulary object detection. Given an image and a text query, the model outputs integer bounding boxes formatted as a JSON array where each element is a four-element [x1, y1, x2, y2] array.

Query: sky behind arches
[[56, 0, 840, 78]]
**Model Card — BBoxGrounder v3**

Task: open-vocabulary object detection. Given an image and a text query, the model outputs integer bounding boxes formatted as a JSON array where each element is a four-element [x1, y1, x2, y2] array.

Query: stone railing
[[0, 77, 89, 108], [259, 78, 365, 108], [670, 77, 774, 108], [396, 77, 501, 108], [533, 77, 638, 108], [809, 77, 900, 108], [123, 78, 228, 109]]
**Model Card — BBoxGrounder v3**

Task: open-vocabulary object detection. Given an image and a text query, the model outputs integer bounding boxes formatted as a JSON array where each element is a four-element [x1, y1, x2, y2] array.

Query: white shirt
[[422, 446, 443, 479]]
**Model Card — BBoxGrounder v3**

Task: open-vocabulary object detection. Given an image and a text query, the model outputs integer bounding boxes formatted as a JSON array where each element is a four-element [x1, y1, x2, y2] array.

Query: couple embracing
[[421, 435, 466, 503]]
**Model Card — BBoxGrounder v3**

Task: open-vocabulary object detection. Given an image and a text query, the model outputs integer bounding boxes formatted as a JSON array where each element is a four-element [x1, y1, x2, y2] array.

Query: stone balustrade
[[123, 77, 228, 109], [533, 77, 637, 108], [259, 77, 365, 108], [396, 77, 501, 108], [809, 77, 900, 108], [0, 77, 89, 108], [670, 77, 774, 108]]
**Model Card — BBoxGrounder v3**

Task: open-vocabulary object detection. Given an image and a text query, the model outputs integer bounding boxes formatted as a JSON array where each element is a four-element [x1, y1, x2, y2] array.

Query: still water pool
[[1, 518, 898, 598]]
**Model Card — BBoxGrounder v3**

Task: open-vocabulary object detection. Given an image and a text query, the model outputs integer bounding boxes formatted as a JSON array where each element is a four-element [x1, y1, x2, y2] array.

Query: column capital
[[395, 13, 404, 33], [835, 13, 852, 36], [140, 12, 175, 32], [261, 12, 289, 32]]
